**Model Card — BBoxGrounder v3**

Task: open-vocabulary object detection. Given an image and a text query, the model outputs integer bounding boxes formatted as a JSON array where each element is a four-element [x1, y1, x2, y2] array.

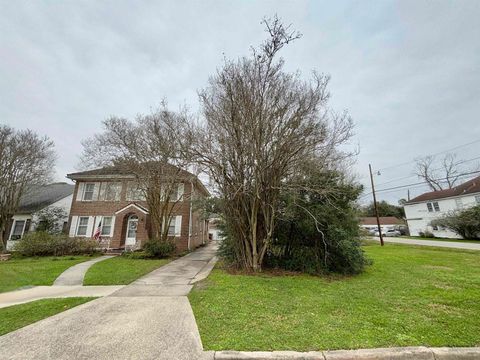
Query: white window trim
[[76, 216, 90, 236], [9, 219, 27, 240], [82, 183, 96, 201], [100, 216, 114, 237]]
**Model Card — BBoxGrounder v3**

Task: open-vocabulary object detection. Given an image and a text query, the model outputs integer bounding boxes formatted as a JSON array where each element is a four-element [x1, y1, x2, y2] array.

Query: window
[[433, 202, 440, 212], [126, 182, 146, 201], [476, 195, 480, 205], [101, 217, 113, 236], [10, 220, 26, 240], [427, 203, 433, 212], [432, 225, 438, 231], [99, 182, 121, 201], [83, 183, 95, 201], [168, 218, 176, 236], [76, 217, 89, 236]]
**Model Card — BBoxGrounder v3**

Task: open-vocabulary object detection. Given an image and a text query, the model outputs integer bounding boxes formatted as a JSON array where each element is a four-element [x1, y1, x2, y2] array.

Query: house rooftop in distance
[[17, 183, 74, 214], [405, 175, 480, 205]]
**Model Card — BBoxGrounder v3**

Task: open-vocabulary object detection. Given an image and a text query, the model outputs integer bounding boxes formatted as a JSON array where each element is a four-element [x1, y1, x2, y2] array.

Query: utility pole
[[369, 164, 384, 246]]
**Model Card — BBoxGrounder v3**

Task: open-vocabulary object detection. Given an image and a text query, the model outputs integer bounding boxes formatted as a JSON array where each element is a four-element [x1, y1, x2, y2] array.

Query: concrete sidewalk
[[370, 236, 480, 250], [0, 285, 124, 309], [0, 241, 219, 360], [53, 255, 115, 286]]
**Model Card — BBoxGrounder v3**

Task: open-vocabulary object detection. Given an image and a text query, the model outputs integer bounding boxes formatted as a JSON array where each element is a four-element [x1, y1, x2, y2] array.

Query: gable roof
[[360, 217, 404, 226], [17, 183, 74, 214], [406, 175, 480, 204]]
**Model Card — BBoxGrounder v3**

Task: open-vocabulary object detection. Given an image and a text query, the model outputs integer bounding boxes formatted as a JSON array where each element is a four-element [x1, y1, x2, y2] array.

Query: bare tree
[[0, 125, 56, 251], [415, 153, 465, 191], [81, 104, 195, 244], [185, 16, 355, 271]]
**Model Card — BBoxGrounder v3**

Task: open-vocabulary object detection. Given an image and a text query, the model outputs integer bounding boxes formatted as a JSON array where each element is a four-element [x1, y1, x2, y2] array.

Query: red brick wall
[[68, 178, 208, 252]]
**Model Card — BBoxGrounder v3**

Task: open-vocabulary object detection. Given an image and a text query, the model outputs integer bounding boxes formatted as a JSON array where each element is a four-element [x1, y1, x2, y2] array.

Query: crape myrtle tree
[[0, 125, 56, 252], [185, 16, 356, 272], [81, 103, 195, 244]]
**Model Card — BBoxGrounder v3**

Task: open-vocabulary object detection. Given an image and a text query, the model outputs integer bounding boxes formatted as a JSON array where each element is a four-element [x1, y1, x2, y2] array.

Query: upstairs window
[[83, 183, 95, 201], [427, 202, 440, 212], [99, 182, 121, 201], [126, 182, 146, 201]]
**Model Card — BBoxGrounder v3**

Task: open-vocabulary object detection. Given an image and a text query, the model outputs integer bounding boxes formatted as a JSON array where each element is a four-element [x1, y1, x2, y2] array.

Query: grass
[[83, 256, 170, 285], [0, 256, 96, 293], [189, 244, 480, 351], [0, 297, 95, 336], [399, 236, 480, 244]]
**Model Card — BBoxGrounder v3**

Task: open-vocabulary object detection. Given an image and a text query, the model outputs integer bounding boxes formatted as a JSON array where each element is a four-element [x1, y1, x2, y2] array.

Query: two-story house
[[66, 165, 210, 251], [404, 175, 480, 238]]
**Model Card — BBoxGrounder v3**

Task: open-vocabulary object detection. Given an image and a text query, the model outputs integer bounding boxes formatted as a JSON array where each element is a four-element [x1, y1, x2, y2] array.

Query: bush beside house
[[13, 232, 98, 257]]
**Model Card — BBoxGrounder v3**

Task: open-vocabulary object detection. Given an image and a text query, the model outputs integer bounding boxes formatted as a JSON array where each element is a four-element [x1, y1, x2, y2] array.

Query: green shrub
[[431, 205, 480, 239], [143, 239, 176, 258], [13, 232, 98, 256]]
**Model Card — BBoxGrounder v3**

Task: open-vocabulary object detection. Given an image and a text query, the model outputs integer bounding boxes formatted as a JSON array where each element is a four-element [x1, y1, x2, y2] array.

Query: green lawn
[[189, 244, 480, 351], [0, 256, 95, 293], [83, 256, 170, 285], [0, 297, 95, 336], [399, 236, 480, 244]]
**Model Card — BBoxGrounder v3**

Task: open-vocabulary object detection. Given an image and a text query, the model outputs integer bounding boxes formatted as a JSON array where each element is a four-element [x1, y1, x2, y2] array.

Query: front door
[[125, 215, 138, 246]]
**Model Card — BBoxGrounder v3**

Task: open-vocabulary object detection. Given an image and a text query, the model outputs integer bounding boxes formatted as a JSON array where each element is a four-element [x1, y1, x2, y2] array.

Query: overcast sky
[[1, 0, 479, 204]]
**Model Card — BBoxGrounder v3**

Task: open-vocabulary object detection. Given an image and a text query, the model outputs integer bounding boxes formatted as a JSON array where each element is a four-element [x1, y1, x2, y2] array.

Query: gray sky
[[1, 0, 480, 204]]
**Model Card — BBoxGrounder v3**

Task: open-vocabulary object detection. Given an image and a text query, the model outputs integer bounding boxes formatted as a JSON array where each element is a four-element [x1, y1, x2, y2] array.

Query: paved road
[[370, 236, 480, 250], [0, 242, 219, 360]]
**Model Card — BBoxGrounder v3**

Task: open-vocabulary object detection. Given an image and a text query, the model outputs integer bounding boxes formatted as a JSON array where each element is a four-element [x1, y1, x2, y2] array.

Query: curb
[[191, 256, 218, 284], [212, 346, 480, 359]]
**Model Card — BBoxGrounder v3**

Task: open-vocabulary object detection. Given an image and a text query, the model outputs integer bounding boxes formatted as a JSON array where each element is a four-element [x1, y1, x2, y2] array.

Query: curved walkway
[[53, 255, 115, 286]]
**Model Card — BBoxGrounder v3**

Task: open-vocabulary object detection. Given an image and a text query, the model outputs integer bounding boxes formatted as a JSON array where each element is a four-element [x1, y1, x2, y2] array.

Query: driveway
[[370, 236, 480, 250], [0, 242, 218, 360]]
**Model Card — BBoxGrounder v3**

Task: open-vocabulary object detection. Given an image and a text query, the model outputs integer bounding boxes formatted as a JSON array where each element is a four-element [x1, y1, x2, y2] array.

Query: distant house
[[359, 216, 404, 232], [66, 165, 210, 251], [4, 183, 74, 250], [208, 214, 224, 241], [404, 176, 480, 238]]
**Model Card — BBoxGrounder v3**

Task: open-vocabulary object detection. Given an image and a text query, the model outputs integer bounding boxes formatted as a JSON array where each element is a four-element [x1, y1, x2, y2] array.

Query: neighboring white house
[[208, 215, 224, 241], [4, 183, 74, 250], [404, 176, 480, 239]]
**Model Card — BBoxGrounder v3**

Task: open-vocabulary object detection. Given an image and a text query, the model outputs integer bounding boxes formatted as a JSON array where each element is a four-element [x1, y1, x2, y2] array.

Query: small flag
[[94, 219, 102, 240]]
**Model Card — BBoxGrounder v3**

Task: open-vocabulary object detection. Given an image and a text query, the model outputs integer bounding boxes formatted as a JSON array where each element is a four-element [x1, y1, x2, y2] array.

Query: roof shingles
[[406, 176, 480, 204]]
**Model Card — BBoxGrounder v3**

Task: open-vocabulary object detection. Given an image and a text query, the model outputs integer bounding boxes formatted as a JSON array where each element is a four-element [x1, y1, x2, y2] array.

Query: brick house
[[66, 165, 210, 252]]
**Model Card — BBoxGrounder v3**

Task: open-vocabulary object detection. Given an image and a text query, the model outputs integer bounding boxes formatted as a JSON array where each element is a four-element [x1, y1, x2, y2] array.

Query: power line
[[374, 138, 480, 173], [361, 170, 480, 198], [374, 154, 480, 187]]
